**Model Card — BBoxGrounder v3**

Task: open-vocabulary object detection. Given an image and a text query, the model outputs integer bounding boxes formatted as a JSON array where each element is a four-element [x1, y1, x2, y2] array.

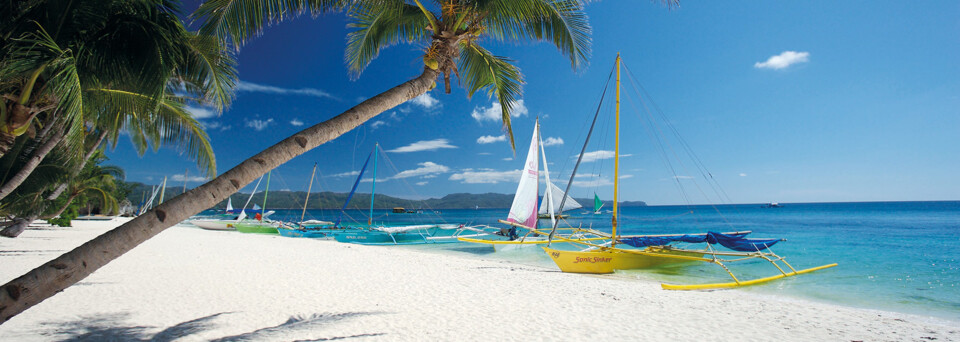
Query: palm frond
[[477, 0, 591, 71], [345, 2, 431, 77], [176, 32, 238, 113], [458, 43, 524, 151], [192, 0, 348, 48]]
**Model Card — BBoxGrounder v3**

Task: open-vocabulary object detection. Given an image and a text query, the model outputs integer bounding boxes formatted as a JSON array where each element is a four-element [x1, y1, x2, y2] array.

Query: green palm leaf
[[458, 43, 524, 151], [345, 2, 431, 77]]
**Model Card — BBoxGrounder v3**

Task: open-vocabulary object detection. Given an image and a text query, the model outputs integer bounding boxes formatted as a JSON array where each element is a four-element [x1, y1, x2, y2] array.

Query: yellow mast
[[612, 53, 621, 246]]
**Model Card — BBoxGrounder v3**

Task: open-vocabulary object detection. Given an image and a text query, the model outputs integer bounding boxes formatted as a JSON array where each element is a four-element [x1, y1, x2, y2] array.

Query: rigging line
[[619, 75, 694, 207], [372, 144, 449, 225], [623, 72, 718, 215], [549, 61, 616, 242], [620, 68, 737, 224], [622, 64, 738, 227], [623, 63, 738, 206]]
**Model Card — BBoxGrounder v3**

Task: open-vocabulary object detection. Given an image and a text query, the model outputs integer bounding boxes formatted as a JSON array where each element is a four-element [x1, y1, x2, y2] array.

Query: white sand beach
[[0, 218, 957, 341]]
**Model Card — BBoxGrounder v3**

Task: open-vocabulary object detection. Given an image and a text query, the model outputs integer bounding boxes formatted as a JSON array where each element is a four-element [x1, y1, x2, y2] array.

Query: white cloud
[[477, 135, 506, 144], [542, 137, 564, 146], [387, 139, 457, 153], [186, 106, 216, 119], [754, 51, 810, 70], [449, 169, 521, 184], [673, 175, 694, 179], [203, 121, 231, 131], [478, 152, 493, 155], [171, 174, 207, 182], [619, 174, 633, 179], [471, 100, 529, 122], [502, 157, 513, 161], [245, 118, 274, 131], [290, 118, 304, 126], [408, 92, 439, 109], [237, 80, 336, 99], [330, 170, 360, 178], [416, 181, 428, 186], [579, 150, 633, 163], [739, 173, 747, 177], [390, 162, 449, 180], [370, 120, 387, 130]]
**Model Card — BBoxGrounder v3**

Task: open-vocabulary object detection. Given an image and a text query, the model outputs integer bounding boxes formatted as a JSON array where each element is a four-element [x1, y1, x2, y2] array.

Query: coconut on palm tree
[[0, 0, 592, 323]]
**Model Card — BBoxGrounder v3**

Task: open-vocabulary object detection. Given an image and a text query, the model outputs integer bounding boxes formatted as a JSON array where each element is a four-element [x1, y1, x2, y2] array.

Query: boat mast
[[300, 163, 318, 228], [181, 168, 188, 194], [158, 176, 168, 204], [369, 143, 379, 227], [612, 53, 621, 246], [261, 170, 272, 221]]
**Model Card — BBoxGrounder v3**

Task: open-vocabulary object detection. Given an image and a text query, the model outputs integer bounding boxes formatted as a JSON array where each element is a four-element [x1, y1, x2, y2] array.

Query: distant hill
[[124, 182, 646, 210]]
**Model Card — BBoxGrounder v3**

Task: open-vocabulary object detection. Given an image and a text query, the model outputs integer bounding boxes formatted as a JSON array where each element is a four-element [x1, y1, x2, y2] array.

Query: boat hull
[[234, 222, 280, 235], [190, 219, 236, 231], [277, 228, 330, 238], [543, 246, 704, 274]]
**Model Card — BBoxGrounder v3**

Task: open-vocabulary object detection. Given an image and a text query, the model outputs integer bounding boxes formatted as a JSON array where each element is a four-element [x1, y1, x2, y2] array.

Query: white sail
[[538, 182, 583, 214], [507, 123, 540, 228], [225, 198, 234, 212]]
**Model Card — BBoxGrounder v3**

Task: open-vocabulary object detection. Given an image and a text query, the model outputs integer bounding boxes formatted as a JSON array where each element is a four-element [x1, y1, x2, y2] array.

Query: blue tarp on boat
[[619, 231, 781, 252]]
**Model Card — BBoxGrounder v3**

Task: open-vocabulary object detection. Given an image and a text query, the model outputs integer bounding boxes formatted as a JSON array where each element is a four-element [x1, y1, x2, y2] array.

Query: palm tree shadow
[[211, 312, 386, 342], [43, 311, 386, 341]]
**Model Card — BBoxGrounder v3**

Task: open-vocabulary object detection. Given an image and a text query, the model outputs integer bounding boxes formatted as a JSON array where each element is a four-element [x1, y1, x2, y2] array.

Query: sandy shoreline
[[0, 218, 957, 341]]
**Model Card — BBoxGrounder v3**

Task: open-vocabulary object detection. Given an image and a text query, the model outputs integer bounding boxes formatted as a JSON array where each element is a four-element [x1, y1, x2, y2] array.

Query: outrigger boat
[[278, 162, 358, 238], [333, 143, 497, 245], [459, 119, 614, 251], [540, 54, 836, 290], [234, 170, 281, 235]]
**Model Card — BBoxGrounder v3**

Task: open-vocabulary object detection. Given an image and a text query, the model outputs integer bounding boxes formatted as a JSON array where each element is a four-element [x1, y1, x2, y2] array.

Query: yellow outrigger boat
[[539, 54, 836, 290]]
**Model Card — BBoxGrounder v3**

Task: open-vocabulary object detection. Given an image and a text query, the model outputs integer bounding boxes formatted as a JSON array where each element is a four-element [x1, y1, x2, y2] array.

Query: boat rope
[[548, 61, 616, 243]]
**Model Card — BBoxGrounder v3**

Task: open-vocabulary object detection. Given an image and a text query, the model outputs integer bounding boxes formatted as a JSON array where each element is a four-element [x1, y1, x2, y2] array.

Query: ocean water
[[204, 201, 960, 321]]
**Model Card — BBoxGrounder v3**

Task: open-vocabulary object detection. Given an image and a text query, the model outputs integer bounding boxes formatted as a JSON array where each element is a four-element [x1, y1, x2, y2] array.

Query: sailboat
[[593, 193, 604, 214], [539, 53, 836, 290], [190, 175, 274, 231], [458, 119, 613, 251], [333, 143, 496, 245], [537, 182, 582, 219], [234, 171, 282, 234], [278, 158, 367, 238]]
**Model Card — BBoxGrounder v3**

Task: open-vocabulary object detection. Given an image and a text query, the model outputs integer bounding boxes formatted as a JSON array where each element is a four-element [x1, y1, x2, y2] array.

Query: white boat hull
[[190, 219, 236, 230]]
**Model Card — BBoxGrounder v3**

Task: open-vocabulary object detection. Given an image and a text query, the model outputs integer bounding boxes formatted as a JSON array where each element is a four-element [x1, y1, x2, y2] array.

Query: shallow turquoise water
[[204, 201, 960, 320]]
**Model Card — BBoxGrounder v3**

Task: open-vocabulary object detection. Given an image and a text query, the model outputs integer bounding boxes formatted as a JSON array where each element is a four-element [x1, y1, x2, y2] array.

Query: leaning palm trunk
[[44, 192, 80, 220], [0, 128, 66, 202], [0, 67, 438, 324], [0, 218, 32, 238], [46, 130, 109, 201]]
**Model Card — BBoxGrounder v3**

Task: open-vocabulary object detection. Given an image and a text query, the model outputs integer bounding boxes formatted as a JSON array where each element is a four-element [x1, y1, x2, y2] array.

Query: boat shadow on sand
[[40, 311, 387, 341]]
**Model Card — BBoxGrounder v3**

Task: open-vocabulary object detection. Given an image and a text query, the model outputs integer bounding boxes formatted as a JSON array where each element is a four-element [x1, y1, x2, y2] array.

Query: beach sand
[[0, 218, 957, 341]]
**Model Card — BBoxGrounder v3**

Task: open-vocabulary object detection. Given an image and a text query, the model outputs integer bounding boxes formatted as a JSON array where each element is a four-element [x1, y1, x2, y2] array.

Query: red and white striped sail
[[507, 123, 540, 228]]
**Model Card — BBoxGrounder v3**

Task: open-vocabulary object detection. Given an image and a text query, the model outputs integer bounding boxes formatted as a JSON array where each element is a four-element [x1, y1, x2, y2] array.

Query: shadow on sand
[[42, 311, 386, 341]]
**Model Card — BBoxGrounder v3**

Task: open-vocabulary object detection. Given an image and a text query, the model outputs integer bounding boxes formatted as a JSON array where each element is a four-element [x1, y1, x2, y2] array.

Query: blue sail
[[335, 152, 372, 228], [619, 231, 779, 250]]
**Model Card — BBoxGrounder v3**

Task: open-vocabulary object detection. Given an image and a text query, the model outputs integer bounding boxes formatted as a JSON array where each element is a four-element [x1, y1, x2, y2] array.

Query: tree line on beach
[[0, 0, 663, 325]]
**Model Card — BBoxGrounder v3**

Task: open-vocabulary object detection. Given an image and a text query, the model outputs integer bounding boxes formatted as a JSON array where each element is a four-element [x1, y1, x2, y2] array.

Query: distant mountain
[[124, 182, 646, 210]]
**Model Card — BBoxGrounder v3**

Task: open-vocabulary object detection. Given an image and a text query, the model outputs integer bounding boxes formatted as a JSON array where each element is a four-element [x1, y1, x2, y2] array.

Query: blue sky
[[107, 1, 959, 205]]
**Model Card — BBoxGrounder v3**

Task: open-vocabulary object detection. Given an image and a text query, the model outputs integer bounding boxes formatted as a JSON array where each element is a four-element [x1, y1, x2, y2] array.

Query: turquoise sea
[[206, 201, 960, 321]]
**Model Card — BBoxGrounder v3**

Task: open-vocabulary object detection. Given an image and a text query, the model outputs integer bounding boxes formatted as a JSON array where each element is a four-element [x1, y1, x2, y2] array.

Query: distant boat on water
[[762, 202, 783, 208]]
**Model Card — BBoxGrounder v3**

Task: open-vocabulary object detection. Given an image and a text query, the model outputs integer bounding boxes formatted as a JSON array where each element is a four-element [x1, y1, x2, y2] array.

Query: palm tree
[[0, 0, 236, 196], [0, 0, 593, 323]]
